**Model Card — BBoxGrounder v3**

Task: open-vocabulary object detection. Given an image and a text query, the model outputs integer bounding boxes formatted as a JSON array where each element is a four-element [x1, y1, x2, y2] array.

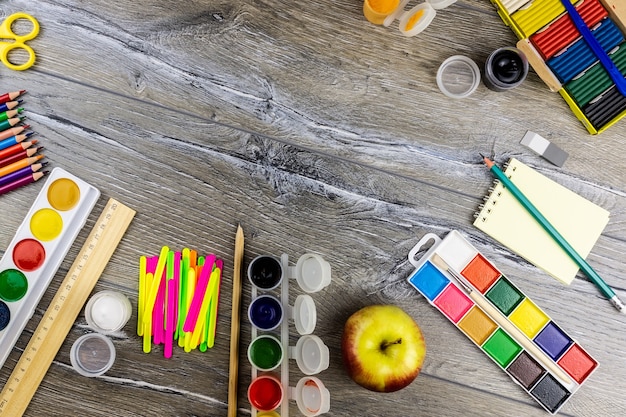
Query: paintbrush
[[430, 253, 573, 387]]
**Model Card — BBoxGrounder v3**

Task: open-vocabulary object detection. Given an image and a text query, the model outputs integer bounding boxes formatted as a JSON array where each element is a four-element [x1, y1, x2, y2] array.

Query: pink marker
[[183, 254, 216, 332]]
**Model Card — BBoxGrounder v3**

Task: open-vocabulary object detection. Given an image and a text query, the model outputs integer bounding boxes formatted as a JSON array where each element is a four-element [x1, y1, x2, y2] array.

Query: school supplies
[[0, 143, 40, 168], [228, 225, 245, 417], [488, 0, 626, 133], [480, 156, 624, 312], [138, 247, 223, 356], [0, 91, 25, 105], [0, 197, 135, 416], [0, 13, 39, 71], [520, 131, 569, 167], [247, 253, 331, 416], [0, 168, 100, 370], [474, 157, 609, 286], [0, 170, 46, 195], [408, 230, 599, 414]]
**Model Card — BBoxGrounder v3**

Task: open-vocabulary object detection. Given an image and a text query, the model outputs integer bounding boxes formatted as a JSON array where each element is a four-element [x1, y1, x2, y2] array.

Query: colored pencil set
[[0, 90, 46, 195], [489, 0, 626, 134], [138, 246, 223, 358]]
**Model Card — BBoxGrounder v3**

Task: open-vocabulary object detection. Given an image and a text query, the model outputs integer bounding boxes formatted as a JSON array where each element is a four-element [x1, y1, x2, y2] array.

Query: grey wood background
[[0, 0, 624, 416]]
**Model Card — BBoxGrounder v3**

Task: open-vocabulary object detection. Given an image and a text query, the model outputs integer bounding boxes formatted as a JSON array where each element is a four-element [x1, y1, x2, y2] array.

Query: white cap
[[294, 376, 331, 416], [293, 334, 330, 375], [295, 253, 331, 293]]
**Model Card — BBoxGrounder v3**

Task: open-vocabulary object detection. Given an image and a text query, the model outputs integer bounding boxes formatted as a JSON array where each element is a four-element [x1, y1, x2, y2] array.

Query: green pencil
[[481, 154, 625, 313]]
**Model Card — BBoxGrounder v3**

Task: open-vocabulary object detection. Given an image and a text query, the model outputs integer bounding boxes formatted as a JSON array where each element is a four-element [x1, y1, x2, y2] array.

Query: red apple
[[341, 305, 426, 392]]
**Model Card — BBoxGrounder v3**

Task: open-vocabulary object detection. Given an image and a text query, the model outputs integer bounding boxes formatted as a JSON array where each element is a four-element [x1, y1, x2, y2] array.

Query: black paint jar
[[484, 47, 529, 92]]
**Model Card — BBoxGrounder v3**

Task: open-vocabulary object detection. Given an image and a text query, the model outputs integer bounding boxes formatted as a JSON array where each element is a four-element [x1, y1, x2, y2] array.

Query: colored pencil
[[0, 108, 24, 123], [481, 155, 625, 313], [0, 146, 42, 168], [0, 100, 23, 113], [0, 91, 26, 105], [0, 139, 38, 161], [0, 117, 25, 132], [0, 170, 46, 196], [0, 155, 44, 178], [0, 162, 47, 187], [0, 125, 30, 142], [228, 225, 244, 417]]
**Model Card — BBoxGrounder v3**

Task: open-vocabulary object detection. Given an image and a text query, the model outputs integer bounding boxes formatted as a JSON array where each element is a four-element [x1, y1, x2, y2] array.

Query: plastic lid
[[293, 294, 316, 335], [295, 376, 331, 416], [398, 3, 436, 37], [85, 290, 132, 333], [70, 333, 116, 377], [436, 55, 481, 98], [295, 253, 331, 293], [427, 0, 457, 9], [294, 335, 330, 375]]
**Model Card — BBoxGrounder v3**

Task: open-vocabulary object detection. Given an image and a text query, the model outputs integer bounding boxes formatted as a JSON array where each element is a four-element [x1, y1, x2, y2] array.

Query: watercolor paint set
[[247, 253, 332, 417], [407, 230, 598, 414], [489, 0, 626, 134], [0, 167, 100, 369]]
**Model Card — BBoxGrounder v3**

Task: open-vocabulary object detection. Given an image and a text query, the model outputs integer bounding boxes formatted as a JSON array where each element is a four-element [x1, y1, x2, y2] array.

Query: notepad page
[[473, 158, 610, 285]]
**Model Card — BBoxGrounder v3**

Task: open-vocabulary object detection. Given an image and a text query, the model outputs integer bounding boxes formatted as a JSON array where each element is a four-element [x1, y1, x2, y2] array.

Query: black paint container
[[484, 47, 529, 92]]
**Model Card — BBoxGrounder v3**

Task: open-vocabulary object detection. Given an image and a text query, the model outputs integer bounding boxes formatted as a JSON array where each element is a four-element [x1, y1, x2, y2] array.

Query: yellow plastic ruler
[[0, 198, 135, 416]]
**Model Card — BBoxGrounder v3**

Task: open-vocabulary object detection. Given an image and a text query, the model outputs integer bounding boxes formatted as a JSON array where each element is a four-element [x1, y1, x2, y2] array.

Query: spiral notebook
[[473, 158, 610, 285]]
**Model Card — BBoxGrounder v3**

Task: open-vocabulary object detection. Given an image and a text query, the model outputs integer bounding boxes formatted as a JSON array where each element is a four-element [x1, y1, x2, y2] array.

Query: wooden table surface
[[0, 0, 625, 416]]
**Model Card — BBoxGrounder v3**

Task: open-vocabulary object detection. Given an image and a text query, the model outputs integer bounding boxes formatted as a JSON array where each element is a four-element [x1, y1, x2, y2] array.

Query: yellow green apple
[[341, 304, 426, 392]]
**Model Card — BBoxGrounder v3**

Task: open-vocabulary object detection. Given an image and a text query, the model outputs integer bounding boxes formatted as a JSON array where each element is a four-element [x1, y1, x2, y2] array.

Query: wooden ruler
[[0, 198, 135, 416]]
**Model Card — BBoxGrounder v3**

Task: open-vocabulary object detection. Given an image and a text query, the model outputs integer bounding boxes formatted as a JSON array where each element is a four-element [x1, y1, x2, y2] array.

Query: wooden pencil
[[228, 225, 244, 417]]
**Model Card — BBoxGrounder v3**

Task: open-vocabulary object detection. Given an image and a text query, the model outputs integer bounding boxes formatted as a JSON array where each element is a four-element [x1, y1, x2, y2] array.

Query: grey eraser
[[520, 131, 569, 167]]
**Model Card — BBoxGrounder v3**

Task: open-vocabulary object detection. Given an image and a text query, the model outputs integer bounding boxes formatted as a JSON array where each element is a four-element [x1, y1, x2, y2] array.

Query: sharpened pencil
[[481, 154, 625, 313], [0, 170, 46, 195]]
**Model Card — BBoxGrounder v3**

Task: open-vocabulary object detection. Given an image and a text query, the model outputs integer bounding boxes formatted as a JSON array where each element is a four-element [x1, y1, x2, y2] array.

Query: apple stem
[[381, 338, 402, 350]]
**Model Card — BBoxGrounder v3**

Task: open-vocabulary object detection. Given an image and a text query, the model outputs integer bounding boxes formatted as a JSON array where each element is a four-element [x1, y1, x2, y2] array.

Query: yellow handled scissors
[[0, 12, 39, 71]]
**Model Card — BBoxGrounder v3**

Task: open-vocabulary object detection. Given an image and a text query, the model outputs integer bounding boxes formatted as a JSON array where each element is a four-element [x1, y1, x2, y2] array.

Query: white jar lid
[[294, 334, 330, 375], [295, 253, 331, 293], [295, 376, 331, 416], [293, 294, 317, 335], [398, 3, 436, 37]]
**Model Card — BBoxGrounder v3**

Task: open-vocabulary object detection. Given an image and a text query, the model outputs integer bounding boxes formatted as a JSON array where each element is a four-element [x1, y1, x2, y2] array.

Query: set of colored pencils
[[0, 90, 46, 196], [138, 246, 223, 358]]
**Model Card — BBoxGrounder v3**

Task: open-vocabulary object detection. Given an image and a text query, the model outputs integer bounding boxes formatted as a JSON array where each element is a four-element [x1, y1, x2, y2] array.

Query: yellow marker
[[207, 268, 221, 348], [183, 267, 197, 351], [189, 268, 220, 349], [143, 246, 169, 324], [143, 272, 154, 353], [137, 256, 147, 336]]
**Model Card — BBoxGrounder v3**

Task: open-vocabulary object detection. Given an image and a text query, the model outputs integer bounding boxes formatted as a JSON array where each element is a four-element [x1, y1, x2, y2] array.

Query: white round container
[[85, 290, 132, 333]]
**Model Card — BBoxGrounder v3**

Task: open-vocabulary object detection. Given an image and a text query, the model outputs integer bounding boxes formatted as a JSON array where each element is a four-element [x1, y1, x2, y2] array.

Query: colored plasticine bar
[[565, 43, 626, 107], [547, 18, 624, 84], [407, 230, 598, 414], [530, 0, 608, 60], [511, 0, 576, 39], [582, 84, 626, 129]]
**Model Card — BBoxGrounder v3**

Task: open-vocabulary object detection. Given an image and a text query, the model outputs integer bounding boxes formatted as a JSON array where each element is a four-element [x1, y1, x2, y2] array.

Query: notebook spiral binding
[[474, 179, 502, 219]]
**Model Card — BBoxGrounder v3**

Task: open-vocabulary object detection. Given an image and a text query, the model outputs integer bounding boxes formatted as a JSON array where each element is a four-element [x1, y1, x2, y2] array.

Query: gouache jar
[[248, 295, 283, 331], [484, 47, 529, 92], [85, 290, 132, 333], [248, 374, 284, 412], [248, 334, 284, 371], [248, 255, 283, 290], [70, 333, 116, 377], [363, 0, 400, 25]]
